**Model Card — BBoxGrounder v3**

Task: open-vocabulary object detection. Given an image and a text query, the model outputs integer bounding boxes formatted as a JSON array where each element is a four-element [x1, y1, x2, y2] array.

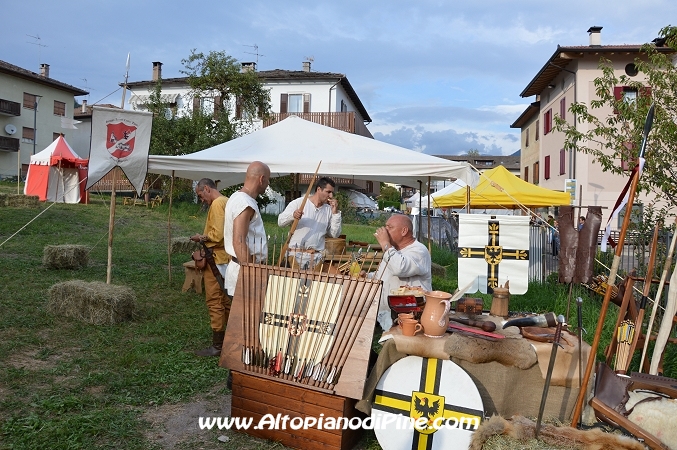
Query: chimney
[[302, 61, 311, 72], [240, 62, 257, 73], [81, 99, 87, 114], [152, 61, 163, 81], [588, 26, 602, 46], [39, 63, 50, 77]]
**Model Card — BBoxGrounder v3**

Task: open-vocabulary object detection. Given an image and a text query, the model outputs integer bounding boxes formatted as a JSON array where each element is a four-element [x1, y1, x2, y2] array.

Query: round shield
[[371, 356, 484, 450]]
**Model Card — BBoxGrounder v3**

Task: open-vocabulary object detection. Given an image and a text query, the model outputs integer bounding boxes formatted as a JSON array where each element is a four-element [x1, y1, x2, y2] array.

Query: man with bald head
[[223, 161, 270, 297], [364, 214, 431, 330]]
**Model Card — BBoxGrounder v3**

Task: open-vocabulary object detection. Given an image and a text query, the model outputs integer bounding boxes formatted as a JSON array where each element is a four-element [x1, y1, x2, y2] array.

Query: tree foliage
[[147, 50, 271, 159], [556, 25, 677, 214], [379, 185, 401, 203]]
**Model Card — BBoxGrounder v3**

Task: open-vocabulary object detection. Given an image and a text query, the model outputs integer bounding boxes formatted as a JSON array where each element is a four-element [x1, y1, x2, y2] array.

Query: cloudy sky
[[3, 1, 674, 155]]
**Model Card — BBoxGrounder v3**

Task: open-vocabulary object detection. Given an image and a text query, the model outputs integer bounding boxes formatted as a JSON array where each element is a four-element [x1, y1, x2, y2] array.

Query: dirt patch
[[142, 384, 234, 450], [5, 347, 79, 371]]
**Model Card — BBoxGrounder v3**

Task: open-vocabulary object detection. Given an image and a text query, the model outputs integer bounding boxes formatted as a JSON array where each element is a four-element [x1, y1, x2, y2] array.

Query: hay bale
[[48, 280, 136, 325], [43, 245, 89, 269], [7, 194, 40, 207], [431, 262, 447, 278], [0, 193, 7, 207], [171, 237, 200, 254]]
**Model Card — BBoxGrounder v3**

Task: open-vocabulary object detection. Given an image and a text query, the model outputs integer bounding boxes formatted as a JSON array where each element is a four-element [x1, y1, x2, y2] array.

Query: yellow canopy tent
[[433, 165, 570, 208]]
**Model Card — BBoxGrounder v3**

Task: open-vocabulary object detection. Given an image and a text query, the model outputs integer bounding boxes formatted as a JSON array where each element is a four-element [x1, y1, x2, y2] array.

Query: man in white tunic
[[278, 177, 342, 270], [364, 214, 431, 330], [224, 161, 270, 297]]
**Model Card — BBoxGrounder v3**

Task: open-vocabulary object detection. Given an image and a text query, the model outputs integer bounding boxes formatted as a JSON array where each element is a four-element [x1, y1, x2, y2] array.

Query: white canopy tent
[[347, 190, 377, 209], [405, 179, 469, 209], [147, 116, 478, 187]]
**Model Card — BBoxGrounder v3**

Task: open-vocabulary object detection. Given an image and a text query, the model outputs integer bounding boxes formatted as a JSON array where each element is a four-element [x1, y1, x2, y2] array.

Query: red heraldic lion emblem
[[106, 122, 136, 159]]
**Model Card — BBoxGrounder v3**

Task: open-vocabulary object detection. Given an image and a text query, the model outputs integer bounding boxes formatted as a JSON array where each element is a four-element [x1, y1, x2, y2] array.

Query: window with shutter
[[544, 155, 551, 180], [280, 93, 288, 114], [235, 97, 242, 119], [22, 127, 35, 143], [23, 93, 37, 109], [559, 149, 566, 175], [524, 166, 529, 183], [303, 93, 311, 113], [535, 120, 539, 141], [559, 97, 566, 121], [533, 161, 539, 185], [525, 129, 529, 148], [193, 97, 200, 114], [544, 109, 552, 135], [214, 96, 222, 118], [53, 101, 66, 116]]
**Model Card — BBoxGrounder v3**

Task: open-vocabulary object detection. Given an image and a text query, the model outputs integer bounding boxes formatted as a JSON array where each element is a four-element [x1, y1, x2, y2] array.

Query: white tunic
[[278, 197, 342, 267], [371, 240, 432, 330], [224, 192, 268, 296]]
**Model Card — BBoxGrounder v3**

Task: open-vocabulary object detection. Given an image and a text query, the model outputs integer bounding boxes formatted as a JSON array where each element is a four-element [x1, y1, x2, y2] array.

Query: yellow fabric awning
[[433, 165, 570, 209]]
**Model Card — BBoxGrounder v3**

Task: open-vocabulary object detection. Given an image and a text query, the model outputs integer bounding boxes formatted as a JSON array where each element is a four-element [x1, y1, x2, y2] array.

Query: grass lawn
[[0, 182, 674, 449]]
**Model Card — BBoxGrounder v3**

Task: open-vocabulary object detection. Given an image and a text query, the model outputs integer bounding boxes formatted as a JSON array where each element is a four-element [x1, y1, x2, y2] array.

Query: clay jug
[[421, 290, 452, 338]]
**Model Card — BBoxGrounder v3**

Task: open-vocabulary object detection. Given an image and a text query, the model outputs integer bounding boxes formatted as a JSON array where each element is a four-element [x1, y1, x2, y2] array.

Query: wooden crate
[[231, 371, 364, 450]]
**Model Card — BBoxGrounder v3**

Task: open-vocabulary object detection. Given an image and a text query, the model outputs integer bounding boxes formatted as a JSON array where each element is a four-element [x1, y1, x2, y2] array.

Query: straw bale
[[43, 245, 89, 270], [48, 280, 136, 325], [171, 237, 200, 254], [0, 193, 7, 207], [6, 194, 40, 207]]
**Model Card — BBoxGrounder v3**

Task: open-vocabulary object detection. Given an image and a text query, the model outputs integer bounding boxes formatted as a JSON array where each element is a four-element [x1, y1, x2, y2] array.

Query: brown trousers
[[204, 268, 231, 332]]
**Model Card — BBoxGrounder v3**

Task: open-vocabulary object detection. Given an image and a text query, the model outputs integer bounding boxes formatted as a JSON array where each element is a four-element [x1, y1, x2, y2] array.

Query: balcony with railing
[[0, 99, 21, 116], [263, 112, 373, 139], [0, 136, 20, 152]]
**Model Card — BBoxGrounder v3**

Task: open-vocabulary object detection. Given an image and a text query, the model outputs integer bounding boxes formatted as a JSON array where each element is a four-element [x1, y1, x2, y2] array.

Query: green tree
[[379, 185, 401, 203], [556, 25, 677, 214], [466, 149, 481, 156]]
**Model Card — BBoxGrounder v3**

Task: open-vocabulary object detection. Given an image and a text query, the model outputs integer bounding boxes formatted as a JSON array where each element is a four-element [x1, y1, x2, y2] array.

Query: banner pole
[[106, 169, 117, 284], [167, 171, 175, 282]]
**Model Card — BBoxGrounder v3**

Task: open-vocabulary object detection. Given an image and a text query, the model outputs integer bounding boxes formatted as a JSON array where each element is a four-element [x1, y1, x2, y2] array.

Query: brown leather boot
[[194, 330, 225, 357]]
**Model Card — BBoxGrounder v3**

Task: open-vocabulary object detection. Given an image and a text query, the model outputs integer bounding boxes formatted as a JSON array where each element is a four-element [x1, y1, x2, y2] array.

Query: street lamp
[[32, 95, 42, 156]]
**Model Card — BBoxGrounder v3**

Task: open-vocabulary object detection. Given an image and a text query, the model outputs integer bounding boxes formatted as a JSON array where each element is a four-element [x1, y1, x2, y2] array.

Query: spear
[[571, 103, 654, 428], [640, 218, 677, 372], [277, 162, 322, 266]]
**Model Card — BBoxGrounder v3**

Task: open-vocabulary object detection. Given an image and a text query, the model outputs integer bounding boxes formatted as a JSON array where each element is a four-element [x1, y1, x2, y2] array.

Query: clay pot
[[421, 290, 452, 338]]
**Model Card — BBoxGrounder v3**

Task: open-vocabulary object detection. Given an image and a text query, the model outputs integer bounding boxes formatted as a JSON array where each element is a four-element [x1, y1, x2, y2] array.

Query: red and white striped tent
[[24, 136, 88, 203]]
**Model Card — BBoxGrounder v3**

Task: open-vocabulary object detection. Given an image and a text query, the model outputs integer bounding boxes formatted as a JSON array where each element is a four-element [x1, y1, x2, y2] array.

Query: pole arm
[[277, 161, 322, 266]]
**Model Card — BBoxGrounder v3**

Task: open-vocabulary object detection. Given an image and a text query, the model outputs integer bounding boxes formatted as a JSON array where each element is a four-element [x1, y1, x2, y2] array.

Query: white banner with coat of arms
[[86, 106, 153, 195], [458, 215, 530, 295]]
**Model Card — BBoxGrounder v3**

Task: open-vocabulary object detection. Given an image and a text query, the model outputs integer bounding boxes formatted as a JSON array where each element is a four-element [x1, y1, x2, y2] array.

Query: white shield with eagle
[[372, 356, 483, 449], [458, 215, 530, 294], [258, 274, 342, 368]]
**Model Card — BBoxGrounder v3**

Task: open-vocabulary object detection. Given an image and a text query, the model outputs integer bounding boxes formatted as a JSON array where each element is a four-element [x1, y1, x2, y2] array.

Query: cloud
[[373, 126, 518, 155]]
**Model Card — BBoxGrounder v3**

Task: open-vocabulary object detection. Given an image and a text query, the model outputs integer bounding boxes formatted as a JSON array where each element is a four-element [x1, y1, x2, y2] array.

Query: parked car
[[383, 206, 400, 213]]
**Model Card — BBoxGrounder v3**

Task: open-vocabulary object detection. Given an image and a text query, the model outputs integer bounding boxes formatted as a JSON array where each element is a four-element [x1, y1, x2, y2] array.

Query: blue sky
[[3, 1, 675, 155]]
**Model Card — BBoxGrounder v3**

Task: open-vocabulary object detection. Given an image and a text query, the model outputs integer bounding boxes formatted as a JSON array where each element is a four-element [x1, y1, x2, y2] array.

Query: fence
[[416, 215, 671, 283]]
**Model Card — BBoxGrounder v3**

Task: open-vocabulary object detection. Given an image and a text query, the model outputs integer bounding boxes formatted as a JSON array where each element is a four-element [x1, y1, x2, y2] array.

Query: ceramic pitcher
[[421, 290, 452, 338]]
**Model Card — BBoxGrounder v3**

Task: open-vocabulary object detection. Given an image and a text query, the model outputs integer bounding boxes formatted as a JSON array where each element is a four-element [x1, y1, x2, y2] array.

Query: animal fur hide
[[469, 415, 645, 450], [626, 391, 677, 449]]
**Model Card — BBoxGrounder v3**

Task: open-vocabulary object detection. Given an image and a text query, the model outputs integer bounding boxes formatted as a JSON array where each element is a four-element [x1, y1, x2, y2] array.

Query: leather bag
[[192, 248, 207, 270]]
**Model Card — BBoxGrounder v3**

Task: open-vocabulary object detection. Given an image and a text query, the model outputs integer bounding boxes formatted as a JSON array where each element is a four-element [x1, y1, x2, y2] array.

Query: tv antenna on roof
[[243, 44, 265, 64], [26, 34, 48, 66]]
